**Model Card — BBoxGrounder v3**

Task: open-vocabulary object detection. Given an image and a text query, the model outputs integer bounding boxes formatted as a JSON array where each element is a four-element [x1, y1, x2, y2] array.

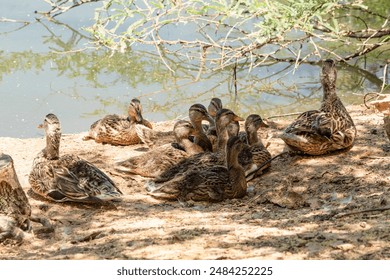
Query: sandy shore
[[0, 106, 389, 259]]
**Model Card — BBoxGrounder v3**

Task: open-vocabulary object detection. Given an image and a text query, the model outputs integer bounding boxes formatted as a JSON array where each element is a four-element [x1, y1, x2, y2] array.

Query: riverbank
[[0, 105, 389, 259]]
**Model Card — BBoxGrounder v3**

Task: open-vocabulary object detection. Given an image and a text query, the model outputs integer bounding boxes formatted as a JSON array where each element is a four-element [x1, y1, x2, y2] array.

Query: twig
[[334, 206, 390, 218], [266, 112, 303, 119], [363, 92, 380, 109], [380, 63, 388, 93], [245, 152, 290, 180], [70, 230, 104, 244]]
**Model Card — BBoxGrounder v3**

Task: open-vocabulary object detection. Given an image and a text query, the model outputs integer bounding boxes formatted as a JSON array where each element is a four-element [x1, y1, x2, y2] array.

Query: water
[[0, 0, 388, 138]]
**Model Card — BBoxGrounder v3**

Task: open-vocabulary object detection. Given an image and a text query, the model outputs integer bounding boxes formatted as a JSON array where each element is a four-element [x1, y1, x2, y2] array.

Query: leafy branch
[[36, 0, 390, 73]]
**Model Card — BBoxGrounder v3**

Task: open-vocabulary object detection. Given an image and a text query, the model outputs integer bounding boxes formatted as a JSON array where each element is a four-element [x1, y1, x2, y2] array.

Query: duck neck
[[216, 126, 229, 154], [321, 76, 337, 102], [191, 118, 212, 152], [180, 138, 203, 155], [226, 148, 247, 197], [44, 131, 60, 160], [247, 128, 259, 145]]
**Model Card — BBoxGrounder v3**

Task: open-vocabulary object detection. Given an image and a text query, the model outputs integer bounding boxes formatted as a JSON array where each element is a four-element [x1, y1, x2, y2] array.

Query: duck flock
[[0, 59, 357, 242]]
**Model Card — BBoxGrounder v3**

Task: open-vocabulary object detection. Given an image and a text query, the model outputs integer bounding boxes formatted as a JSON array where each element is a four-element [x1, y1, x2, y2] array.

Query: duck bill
[[37, 123, 44, 129], [260, 121, 269, 128], [233, 115, 244, 122], [135, 110, 143, 123]]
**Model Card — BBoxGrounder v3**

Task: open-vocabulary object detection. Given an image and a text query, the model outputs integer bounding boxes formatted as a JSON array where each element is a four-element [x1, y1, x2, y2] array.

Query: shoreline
[[1, 105, 390, 260]]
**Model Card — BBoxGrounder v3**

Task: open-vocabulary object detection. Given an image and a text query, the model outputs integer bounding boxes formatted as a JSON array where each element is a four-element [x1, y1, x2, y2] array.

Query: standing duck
[[280, 59, 356, 155], [146, 136, 247, 202], [29, 114, 122, 203], [153, 108, 246, 183], [114, 120, 204, 178], [83, 98, 152, 145]]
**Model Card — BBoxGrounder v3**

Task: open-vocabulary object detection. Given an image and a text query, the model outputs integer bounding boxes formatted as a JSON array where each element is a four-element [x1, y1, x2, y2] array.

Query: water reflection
[[0, 1, 388, 138]]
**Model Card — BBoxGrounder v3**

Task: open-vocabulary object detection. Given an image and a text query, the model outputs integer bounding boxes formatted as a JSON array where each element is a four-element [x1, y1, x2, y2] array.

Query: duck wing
[[135, 124, 175, 148], [284, 110, 321, 134], [115, 144, 188, 178], [154, 152, 223, 183], [147, 166, 227, 202], [31, 155, 121, 203]]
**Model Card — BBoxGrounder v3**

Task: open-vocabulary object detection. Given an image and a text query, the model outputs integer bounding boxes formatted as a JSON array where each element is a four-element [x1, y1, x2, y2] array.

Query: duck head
[[216, 108, 244, 129], [245, 114, 268, 133], [207, 98, 223, 118], [173, 120, 197, 142], [189, 104, 214, 127], [128, 98, 144, 123], [39, 113, 61, 159]]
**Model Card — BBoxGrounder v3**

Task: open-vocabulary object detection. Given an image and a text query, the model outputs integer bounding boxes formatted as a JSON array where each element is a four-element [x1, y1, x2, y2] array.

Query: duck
[[241, 114, 272, 181], [29, 114, 122, 203], [114, 120, 204, 178], [83, 98, 152, 145], [135, 103, 214, 151], [206, 98, 222, 150], [0, 153, 31, 242], [280, 59, 356, 155], [188, 103, 214, 152], [206, 97, 244, 150], [146, 136, 247, 202], [153, 108, 246, 183]]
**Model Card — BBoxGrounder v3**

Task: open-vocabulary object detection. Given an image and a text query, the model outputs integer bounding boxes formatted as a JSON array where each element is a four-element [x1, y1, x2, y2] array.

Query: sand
[[0, 105, 389, 259]]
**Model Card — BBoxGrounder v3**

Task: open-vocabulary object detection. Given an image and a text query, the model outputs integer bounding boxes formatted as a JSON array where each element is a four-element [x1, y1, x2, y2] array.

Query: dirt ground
[[0, 104, 389, 260]]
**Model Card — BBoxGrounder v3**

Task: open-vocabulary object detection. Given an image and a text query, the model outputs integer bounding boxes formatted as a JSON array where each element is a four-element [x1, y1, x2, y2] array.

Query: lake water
[[0, 0, 388, 138]]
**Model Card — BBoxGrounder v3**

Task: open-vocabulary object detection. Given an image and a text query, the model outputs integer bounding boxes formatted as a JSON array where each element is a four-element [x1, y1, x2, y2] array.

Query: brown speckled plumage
[[146, 136, 247, 202], [83, 98, 152, 145], [115, 120, 204, 178], [29, 114, 122, 203], [280, 59, 356, 155], [153, 108, 246, 183]]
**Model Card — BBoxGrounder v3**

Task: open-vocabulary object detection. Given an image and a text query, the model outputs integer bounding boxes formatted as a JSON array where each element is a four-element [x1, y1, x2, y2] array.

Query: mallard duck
[[114, 120, 204, 178], [83, 98, 152, 145], [280, 59, 356, 155], [146, 136, 247, 202], [242, 114, 272, 181], [153, 108, 245, 183], [1, 153, 31, 242], [29, 114, 122, 203], [188, 103, 214, 152], [206, 98, 243, 150], [206, 98, 222, 150]]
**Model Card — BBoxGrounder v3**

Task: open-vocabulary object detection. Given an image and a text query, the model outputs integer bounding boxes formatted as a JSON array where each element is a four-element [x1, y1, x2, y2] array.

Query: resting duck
[[242, 114, 272, 181], [146, 136, 247, 202], [280, 59, 356, 155], [83, 98, 152, 145], [152, 108, 246, 183], [114, 120, 204, 178], [29, 114, 122, 203]]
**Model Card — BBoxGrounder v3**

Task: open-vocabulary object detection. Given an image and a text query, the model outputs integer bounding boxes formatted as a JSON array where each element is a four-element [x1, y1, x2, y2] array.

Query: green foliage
[[48, 0, 390, 71]]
